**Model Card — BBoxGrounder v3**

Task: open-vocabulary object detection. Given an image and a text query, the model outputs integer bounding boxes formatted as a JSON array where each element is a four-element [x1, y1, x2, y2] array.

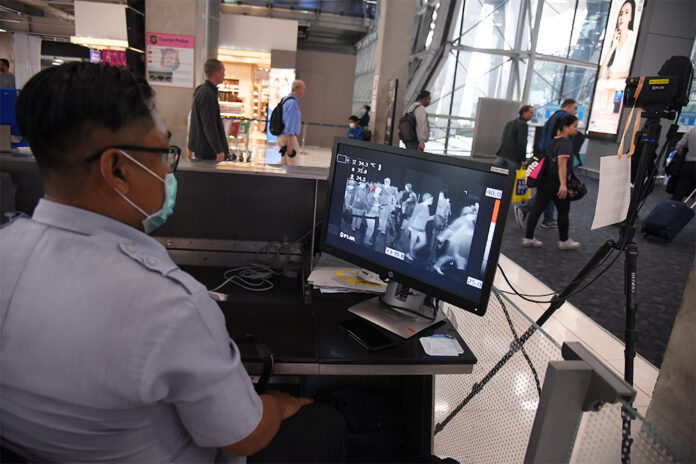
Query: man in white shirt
[[0, 62, 345, 463], [405, 90, 432, 151]]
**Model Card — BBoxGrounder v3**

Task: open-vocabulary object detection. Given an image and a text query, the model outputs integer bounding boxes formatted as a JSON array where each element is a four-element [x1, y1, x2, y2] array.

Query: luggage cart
[[228, 118, 253, 162]]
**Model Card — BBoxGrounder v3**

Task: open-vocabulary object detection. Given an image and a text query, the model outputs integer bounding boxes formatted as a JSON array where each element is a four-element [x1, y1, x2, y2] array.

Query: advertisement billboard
[[588, 0, 645, 136]]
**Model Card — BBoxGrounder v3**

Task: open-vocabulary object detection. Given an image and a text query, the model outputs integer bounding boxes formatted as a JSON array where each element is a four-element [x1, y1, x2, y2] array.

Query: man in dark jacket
[[494, 105, 533, 170], [188, 59, 232, 161]]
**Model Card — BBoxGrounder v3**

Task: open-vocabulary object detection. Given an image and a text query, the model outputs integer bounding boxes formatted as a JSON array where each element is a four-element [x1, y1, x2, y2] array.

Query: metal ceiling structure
[[220, 0, 374, 54], [1, 0, 75, 39], [1, 0, 375, 54]]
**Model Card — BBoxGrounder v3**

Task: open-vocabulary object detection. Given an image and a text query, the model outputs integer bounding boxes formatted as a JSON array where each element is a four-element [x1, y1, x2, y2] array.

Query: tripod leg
[[621, 242, 638, 463]]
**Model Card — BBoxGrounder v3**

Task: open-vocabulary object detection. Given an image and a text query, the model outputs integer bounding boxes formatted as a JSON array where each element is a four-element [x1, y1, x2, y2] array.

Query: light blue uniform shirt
[[0, 199, 263, 463], [281, 95, 301, 136]]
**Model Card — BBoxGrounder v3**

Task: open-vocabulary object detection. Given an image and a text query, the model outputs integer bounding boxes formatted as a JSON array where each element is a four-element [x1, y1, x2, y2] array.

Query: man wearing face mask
[[0, 63, 345, 463], [347, 115, 365, 140]]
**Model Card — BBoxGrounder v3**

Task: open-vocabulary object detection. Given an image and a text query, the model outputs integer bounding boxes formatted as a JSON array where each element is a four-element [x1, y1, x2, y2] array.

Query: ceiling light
[[70, 36, 128, 50]]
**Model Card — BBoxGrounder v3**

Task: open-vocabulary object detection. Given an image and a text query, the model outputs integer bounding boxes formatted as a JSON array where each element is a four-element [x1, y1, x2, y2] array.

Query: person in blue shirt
[[278, 80, 305, 160], [0, 62, 345, 463], [347, 115, 365, 140], [514, 98, 579, 230]]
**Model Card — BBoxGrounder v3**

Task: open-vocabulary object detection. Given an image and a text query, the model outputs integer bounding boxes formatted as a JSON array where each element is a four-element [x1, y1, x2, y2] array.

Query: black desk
[[183, 266, 477, 376], [183, 266, 477, 458]]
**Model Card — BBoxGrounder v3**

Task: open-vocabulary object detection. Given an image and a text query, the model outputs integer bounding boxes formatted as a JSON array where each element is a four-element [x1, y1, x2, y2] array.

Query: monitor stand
[[348, 281, 446, 339]]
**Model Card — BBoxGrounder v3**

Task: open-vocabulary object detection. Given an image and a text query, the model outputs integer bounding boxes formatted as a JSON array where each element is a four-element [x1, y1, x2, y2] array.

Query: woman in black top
[[523, 114, 581, 250]]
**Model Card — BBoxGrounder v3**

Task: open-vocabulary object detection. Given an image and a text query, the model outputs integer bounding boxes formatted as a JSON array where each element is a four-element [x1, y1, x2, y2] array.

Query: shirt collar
[[205, 80, 218, 94], [31, 199, 164, 251]]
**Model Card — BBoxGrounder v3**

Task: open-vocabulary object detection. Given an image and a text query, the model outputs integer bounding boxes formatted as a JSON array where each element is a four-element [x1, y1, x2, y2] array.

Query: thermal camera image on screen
[[325, 148, 506, 305]]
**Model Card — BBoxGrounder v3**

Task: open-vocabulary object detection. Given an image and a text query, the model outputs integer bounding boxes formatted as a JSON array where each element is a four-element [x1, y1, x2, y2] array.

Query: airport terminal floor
[[501, 172, 696, 368]]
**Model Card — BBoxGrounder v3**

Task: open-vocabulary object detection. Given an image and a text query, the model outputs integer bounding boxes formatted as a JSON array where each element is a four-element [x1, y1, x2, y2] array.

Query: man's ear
[[99, 149, 131, 194]]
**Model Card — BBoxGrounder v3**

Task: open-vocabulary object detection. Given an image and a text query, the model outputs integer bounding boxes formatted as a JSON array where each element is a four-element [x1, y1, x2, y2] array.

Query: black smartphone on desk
[[339, 318, 395, 351]]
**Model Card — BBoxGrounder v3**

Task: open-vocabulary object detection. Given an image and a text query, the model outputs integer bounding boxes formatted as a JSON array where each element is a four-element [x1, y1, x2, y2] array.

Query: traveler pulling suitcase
[[641, 189, 696, 242]]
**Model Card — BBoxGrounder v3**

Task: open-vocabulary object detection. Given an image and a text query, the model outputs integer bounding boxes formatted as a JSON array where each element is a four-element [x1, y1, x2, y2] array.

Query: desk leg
[[310, 179, 318, 270], [404, 375, 434, 456]]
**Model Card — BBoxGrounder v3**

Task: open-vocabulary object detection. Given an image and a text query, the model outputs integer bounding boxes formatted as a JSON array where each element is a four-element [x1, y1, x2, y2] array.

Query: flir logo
[[467, 276, 483, 289], [339, 232, 356, 242], [486, 188, 503, 199]]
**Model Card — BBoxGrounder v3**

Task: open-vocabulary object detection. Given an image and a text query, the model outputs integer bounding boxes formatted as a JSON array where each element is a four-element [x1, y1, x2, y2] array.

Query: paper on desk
[[419, 334, 464, 357], [592, 155, 631, 230], [308, 253, 387, 294]]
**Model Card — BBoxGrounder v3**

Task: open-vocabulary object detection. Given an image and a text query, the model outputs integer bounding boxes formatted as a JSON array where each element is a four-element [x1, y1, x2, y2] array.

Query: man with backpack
[[401, 90, 431, 151], [273, 80, 305, 161]]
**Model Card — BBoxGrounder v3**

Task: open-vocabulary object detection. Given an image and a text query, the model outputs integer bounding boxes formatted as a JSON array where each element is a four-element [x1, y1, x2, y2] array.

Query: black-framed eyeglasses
[[85, 145, 181, 173]]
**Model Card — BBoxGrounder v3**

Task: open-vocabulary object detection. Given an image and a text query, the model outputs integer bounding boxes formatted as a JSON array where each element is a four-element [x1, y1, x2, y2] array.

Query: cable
[[494, 290, 542, 398], [497, 242, 621, 303], [209, 220, 327, 294], [566, 251, 623, 298], [254, 219, 326, 271], [209, 264, 278, 293], [496, 264, 556, 304]]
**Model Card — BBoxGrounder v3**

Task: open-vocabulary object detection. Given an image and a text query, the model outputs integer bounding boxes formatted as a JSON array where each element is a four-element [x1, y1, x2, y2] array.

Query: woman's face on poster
[[616, 2, 633, 32]]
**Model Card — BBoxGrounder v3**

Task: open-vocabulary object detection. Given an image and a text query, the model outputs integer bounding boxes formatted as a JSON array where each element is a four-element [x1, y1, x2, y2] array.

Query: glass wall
[[417, 0, 611, 156]]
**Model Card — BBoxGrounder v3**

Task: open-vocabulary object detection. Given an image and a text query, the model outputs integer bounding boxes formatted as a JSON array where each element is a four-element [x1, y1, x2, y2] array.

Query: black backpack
[[398, 105, 419, 143], [269, 96, 296, 136]]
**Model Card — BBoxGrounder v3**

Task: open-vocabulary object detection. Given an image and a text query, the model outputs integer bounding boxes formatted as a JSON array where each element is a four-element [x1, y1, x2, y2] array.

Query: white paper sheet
[[419, 335, 464, 357], [592, 155, 631, 230], [308, 253, 387, 294]]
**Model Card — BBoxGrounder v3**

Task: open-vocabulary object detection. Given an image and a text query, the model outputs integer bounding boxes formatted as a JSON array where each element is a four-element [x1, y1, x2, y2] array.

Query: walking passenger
[[523, 114, 582, 250]]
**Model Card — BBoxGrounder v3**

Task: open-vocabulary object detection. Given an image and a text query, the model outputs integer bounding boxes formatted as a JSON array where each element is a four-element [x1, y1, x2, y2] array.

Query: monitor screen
[[321, 138, 514, 316]]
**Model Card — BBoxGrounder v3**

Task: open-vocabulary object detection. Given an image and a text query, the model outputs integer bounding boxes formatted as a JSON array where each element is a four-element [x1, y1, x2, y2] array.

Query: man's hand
[[222, 390, 313, 457], [264, 390, 313, 420], [418, 142, 425, 151], [558, 185, 568, 200], [216, 152, 225, 161]]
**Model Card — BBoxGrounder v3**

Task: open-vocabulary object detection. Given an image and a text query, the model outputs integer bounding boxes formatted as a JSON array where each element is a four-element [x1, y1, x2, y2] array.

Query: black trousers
[[247, 403, 347, 463], [671, 161, 696, 201], [525, 183, 571, 242]]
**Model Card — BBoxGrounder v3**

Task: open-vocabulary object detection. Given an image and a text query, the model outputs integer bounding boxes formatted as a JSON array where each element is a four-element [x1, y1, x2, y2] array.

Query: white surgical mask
[[349, 122, 356, 129]]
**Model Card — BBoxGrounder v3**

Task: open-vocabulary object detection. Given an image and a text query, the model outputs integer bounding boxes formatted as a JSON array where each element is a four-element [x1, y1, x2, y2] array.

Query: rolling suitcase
[[641, 189, 696, 242]]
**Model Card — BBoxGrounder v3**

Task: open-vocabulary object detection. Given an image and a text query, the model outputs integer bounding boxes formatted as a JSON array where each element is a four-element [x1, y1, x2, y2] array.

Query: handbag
[[567, 170, 587, 201], [526, 155, 547, 188], [512, 169, 531, 203]]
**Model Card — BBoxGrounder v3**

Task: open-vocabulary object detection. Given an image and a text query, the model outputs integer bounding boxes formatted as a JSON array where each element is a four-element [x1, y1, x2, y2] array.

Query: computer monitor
[[321, 137, 514, 338]]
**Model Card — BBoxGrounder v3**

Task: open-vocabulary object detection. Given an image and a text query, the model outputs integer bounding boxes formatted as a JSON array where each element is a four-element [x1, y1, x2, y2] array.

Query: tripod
[[435, 108, 679, 463]]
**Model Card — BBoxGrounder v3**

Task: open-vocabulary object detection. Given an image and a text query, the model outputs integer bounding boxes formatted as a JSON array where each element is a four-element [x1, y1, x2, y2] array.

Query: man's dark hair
[[0, 58, 9, 68], [16, 62, 154, 177], [560, 98, 577, 109], [519, 105, 533, 116], [364, 105, 371, 111], [204, 59, 223, 77], [349, 115, 359, 122], [552, 114, 578, 136], [416, 90, 431, 101]]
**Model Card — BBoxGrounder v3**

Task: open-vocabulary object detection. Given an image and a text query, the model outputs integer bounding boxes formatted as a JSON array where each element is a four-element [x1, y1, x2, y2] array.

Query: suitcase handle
[[686, 188, 696, 209]]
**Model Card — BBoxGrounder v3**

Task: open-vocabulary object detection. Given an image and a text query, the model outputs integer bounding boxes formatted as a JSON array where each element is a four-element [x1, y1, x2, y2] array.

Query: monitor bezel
[[320, 137, 515, 316]]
